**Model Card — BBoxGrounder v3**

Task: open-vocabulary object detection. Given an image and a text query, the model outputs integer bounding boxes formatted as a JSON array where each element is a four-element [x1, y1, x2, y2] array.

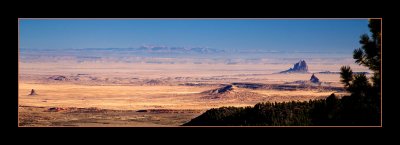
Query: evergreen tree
[[339, 19, 381, 125], [340, 66, 353, 88]]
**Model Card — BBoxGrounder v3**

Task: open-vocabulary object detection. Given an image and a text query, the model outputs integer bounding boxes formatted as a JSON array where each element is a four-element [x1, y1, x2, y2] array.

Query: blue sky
[[19, 19, 369, 53]]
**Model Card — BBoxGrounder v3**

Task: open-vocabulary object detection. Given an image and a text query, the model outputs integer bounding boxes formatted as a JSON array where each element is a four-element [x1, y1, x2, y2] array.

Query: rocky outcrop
[[145, 79, 164, 85], [211, 85, 234, 94], [280, 60, 309, 73], [48, 107, 65, 112], [201, 84, 264, 101], [232, 83, 264, 89], [28, 89, 37, 96], [201, 85, 237, 99], [310, 73, 320, 83], [49, 75, 69, 81]]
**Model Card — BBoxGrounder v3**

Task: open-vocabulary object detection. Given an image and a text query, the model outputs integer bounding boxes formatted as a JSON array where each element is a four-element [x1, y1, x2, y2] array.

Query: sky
[[19, 19, 370, 53]]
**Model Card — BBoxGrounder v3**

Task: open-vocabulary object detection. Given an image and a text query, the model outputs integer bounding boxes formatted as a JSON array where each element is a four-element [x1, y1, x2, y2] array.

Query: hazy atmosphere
[[18, 19, 378, 127]]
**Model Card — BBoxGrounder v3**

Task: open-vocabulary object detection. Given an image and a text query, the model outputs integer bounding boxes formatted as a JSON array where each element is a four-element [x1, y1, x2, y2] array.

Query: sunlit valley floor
[[18, 62, 369, 126]]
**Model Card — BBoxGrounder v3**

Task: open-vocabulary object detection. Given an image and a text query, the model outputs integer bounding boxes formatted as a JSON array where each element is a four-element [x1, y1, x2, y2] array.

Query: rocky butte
[[280, 60, 309, 73], [310, 73, 320, 83]]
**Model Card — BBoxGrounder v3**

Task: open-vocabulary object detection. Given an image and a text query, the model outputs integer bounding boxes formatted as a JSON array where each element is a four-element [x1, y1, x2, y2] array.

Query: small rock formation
[[310, 73, 320, 83], [280, 60, 309, 73], [201, 84, 236, 99], [211, 85, 234, 94], [28, 89, 37, 96], [49, 75, 69, 81], [136, 110, 148, 112], [146, 79, 163, 85], [201, 84, 264, 100], [48, 107, 65, 112]]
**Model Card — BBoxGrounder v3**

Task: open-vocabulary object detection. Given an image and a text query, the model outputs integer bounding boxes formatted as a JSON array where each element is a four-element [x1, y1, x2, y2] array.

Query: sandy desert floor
[[18, 62, 366, 127]]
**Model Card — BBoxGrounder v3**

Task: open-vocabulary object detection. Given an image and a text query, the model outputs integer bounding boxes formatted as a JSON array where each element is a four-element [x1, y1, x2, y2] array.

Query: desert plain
[[18, 60, 370, 127]]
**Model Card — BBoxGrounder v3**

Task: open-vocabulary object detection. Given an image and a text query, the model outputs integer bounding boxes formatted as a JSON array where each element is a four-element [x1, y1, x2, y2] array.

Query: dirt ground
[[18, 106, 204, 127]]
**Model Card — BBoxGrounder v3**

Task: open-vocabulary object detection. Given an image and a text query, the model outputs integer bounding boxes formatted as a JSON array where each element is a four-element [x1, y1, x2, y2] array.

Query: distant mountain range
[[19, 47, 356, 66], [20, 46, 350, 55], [316, 71, 370, 74], [75, 46, 225, 54]]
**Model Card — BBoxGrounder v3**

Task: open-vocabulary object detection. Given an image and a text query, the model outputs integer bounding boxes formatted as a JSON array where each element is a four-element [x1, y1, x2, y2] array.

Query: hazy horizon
[[19, 19, 370, 54]]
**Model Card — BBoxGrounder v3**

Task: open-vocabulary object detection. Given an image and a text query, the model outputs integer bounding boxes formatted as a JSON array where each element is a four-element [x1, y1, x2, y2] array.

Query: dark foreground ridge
[[183, 94, 380, 126]]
